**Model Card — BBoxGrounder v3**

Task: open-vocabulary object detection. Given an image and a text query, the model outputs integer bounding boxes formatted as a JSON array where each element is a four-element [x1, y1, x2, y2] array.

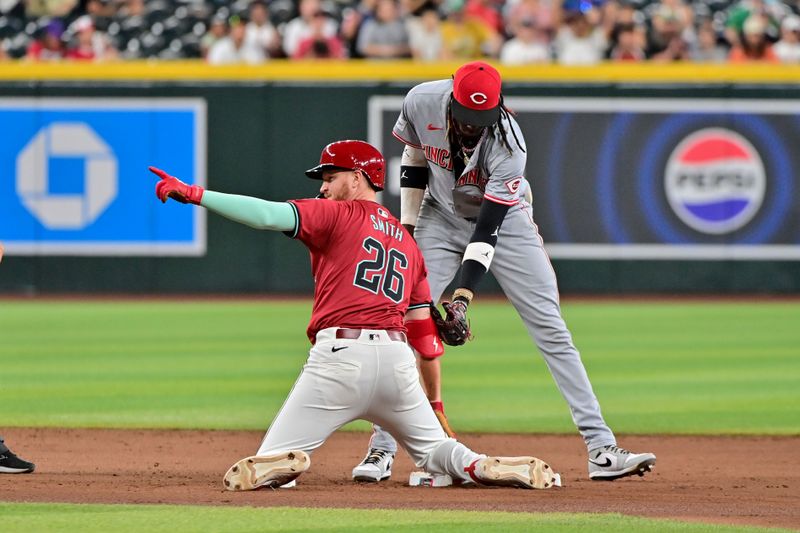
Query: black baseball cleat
[[0, 441, 35, 474]]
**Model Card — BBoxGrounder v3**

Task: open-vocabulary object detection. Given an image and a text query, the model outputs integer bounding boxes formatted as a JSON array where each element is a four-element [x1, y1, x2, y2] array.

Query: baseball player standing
[[352, 62, 656, 482], [0, 243, 37, 475], [150, 140, 558, 490]]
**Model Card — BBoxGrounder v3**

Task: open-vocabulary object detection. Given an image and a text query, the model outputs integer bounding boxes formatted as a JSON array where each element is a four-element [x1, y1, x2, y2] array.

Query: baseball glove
[[430, 300, 471, 346]]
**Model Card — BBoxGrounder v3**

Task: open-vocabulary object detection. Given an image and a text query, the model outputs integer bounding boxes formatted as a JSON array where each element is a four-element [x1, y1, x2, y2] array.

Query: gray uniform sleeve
[[483, 122, 528, 207], [392, 87, 423, 148]]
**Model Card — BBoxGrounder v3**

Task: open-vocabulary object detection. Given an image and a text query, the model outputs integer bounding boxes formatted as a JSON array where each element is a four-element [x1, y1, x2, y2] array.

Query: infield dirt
[[1, 429, 797, 530]]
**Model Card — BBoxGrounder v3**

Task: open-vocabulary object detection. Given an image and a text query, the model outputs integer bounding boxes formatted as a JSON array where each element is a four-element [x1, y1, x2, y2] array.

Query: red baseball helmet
[[305, 140, 385, 191]]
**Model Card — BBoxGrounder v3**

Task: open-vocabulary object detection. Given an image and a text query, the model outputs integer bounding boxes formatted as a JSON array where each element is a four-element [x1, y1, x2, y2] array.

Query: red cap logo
[[453, 62, 501, 111]]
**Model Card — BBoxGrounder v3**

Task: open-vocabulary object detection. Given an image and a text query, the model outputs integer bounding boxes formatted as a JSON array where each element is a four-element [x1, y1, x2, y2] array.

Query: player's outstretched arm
[[149, 166, 297, 232]]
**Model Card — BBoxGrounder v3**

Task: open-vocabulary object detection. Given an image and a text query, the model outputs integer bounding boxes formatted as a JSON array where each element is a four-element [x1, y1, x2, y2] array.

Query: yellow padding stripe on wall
[[1, 60, 799, 83]]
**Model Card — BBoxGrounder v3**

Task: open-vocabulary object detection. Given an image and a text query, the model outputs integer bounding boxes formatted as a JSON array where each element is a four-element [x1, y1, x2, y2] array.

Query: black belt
[[335, 328, 406, 343]]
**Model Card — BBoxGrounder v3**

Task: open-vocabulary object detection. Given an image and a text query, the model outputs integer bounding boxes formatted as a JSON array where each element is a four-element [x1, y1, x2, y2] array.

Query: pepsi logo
[[664, 128, 765, 234], [470, 92, 488, 105]]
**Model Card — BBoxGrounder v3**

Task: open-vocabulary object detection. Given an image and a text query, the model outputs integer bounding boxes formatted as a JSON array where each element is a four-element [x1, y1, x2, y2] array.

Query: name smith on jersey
[[370, 215, 404, 241]]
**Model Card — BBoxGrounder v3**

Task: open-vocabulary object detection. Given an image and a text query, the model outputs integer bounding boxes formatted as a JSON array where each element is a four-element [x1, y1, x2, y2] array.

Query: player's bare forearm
[[418, 356, 442, 402]]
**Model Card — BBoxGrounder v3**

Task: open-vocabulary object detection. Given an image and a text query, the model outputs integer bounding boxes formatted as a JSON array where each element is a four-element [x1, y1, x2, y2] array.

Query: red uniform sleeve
[[286, 199, 343, 250]]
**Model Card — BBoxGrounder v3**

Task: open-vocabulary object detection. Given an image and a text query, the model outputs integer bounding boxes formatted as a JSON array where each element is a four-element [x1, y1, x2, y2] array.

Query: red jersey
[[287, 199, 432, 342]]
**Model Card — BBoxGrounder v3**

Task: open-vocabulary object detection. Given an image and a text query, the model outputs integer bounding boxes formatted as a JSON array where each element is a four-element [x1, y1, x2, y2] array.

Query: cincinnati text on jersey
[[423, 144, 453, 171], [455, 168, 489, 190]]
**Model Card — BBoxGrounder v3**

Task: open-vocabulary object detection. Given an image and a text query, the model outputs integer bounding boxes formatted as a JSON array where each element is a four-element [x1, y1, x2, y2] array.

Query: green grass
[[1, 300, 798, 434], [0, 503, 793, 533]]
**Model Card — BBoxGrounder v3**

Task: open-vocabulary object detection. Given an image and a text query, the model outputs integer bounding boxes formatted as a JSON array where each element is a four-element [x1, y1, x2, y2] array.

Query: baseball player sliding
[[353, 62, 656, 482], [151, 140, 558, 490]]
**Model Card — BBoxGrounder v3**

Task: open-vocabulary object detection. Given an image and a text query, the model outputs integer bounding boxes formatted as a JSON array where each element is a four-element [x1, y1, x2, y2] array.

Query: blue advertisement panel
[[0, 98, 206, 256], [370, 97, 800, 261]]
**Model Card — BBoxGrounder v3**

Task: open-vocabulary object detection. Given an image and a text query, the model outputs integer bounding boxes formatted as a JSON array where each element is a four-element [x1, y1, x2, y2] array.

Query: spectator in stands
[[725, 0, 783, 47], [84, 0, 115, 19], [25, 18, 66, 60], [609, 21, 645, 61], [357, 0, 410, 58], [0, 40, 8, 61], [293, 11, 346, 59], [504, 0, 555, 38], [440, 0, 501, 60], [245, 1, 281, 58], [646, 3, 691, 61], [116, 0, 143, 19], [201, 14, 228, 59], [500, 16, 550, 64], [208, 16, 265, 64], [553, 2, 609, 65], [774, 15, 800, 63], [24, 0, 77, 17], [283, 0, 338, 57], [65, 15, 117, 61], [407, 3, 443, 61], [690, 20, 728, 62], [729, 14, 778, 62], [465, 0, 503, 35], [339, 0, 379, 58], [652, 0, 694, 34]]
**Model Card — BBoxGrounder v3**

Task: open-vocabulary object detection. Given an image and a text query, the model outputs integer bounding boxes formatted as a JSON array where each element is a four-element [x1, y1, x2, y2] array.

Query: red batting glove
[[149, 166, 204, 205]]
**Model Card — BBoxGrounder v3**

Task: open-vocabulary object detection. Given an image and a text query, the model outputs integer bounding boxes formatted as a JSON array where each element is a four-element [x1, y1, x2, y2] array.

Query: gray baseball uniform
[[371, 79, 616, 453]]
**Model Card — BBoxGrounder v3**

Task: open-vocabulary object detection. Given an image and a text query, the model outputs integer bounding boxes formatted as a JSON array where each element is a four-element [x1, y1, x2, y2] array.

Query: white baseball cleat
[[223, 450, 310, 491], [467, 456, 557, 489], [352, 448, 394, 482], [588, 445, 656, 480]]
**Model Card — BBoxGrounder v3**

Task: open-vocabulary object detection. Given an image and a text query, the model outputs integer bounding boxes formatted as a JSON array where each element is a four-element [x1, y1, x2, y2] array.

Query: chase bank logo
[[16, 122, 118, 230], [664, 128, 765, 235]]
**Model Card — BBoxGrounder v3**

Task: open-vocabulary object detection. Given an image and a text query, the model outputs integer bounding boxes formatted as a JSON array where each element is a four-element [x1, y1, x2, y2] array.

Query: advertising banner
[[0, 98, 206, 256], [369, 97, 800, 260]]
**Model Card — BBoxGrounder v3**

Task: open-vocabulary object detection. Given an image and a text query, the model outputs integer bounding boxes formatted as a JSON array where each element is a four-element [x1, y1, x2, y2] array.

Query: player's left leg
[[366, 340, 557, 489]]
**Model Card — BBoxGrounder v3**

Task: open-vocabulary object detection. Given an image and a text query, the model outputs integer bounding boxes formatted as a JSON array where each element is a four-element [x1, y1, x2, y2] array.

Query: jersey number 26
[[354, 237, 408, 303]]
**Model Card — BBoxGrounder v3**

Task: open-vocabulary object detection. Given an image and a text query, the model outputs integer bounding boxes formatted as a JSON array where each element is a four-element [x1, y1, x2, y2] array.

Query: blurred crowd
[[1, 0, 800, 64]]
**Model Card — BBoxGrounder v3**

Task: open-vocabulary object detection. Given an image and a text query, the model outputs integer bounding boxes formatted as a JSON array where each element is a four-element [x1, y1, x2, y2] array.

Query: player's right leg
[[491, 207, 656, 479], [225, 332, 373, 491]]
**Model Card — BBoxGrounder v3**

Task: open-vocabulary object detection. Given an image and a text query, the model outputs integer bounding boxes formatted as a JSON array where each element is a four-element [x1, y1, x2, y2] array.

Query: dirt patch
[[1, 429, 797, 529]]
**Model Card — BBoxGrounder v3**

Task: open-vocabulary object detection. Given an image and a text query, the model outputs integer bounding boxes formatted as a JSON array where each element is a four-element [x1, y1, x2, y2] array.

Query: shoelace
[[602, 445, 630, 455], [363, 450, 391, 465]]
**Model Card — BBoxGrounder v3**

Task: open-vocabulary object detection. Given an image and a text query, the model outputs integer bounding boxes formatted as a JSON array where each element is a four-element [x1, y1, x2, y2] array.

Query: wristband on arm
[[454, 199, 511, 297]]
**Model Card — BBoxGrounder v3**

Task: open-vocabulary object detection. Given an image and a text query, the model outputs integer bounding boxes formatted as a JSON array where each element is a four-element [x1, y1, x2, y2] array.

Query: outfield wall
[[1, 62, 799, 294]]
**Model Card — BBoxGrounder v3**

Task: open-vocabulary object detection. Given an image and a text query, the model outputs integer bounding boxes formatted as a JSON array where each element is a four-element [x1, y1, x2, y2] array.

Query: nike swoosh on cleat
[[589, 457, 613, 468], [427, 124, 443, 131], [331, 346, 349, 352]]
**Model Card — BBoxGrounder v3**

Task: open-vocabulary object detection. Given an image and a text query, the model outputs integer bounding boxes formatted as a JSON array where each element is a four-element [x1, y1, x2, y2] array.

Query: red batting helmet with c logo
[[305, 140, 386, 191]]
